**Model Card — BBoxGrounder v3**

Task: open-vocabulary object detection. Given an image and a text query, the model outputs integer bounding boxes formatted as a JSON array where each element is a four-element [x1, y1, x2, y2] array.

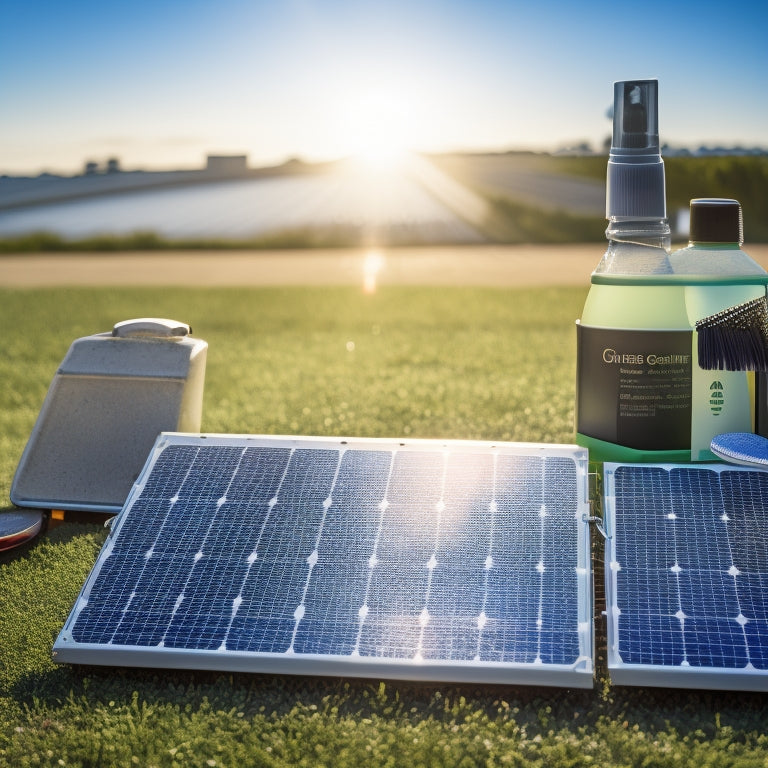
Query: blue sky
[[2, 0, 767, 174]]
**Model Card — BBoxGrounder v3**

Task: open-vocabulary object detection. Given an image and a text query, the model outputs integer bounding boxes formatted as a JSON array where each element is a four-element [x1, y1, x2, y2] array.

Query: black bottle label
[[576, 325, 692, 450]]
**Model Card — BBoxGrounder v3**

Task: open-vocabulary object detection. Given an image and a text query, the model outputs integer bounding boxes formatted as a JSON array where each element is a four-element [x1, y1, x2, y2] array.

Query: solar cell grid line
[[667, 468, 759, 671], [102, 447, 250, 648], [413, 448, 449, 662], [217, 446, 295, 652], [350, 450, 395, 657], [356, 449, 447, 660], [604, 462, 768, 692], [289, 448, 394, 656], [666, 470, 687, 667], [227, 447, 340, 653], [672, 468, 751, 670], [53, 434, 593, 687], [294, 448, 392, 657], [155, 446, 250, 649], [720, 471, 768, 670], [478, 454, 583, 667], [169, 444, 298, 652], [533, 457, 552, 665], [69, 445, 204, 646], [418, 451, 493, 662], [474, 451, 499, 662], [143, 446, 283, 651], [540, 456, 584, 666], [286, 447, 344, 653]]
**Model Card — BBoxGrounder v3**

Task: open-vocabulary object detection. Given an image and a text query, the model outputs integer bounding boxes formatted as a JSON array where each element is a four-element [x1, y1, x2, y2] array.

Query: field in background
[[2, 153, 767, 251], [2, 283, 768, 766], [549, 154, 768, 242]]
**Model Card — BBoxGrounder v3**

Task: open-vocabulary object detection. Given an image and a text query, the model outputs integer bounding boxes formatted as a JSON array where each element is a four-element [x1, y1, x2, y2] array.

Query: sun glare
[[335, 83, 423, 173], [355, 143, 409, 173], [362, 250, 385, 293]]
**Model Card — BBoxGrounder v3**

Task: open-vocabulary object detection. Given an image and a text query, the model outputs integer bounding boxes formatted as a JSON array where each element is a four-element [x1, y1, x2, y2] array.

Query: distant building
[[83, 158, 122, 175], [206, 155, 248, 176]]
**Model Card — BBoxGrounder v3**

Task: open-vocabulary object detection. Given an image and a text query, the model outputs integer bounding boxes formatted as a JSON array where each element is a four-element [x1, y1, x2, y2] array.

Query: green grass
[[2, 285, 768, 767], [0, 227, 375, 254], [483, 197, 605, 243]]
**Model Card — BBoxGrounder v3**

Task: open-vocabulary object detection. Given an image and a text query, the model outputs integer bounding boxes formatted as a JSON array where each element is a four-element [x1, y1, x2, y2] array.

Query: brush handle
[[757, 372, 768, 438]]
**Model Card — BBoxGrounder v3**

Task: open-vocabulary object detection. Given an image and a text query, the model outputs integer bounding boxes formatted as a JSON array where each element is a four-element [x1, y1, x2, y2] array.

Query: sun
[[335, 85, 421, 172], [354, 141, 409, 173]]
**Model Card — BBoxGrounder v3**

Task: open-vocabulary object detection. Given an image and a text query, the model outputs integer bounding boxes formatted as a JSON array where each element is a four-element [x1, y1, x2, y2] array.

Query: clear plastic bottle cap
[[689, 198, 743, 244]]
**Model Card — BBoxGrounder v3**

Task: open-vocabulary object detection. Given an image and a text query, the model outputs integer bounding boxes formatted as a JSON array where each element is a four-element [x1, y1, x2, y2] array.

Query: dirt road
[[2, 244, 768, 287]]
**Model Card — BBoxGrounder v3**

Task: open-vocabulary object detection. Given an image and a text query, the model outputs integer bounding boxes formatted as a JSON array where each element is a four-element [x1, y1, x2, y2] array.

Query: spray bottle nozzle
[[606, 78, 666, 219], [611, 80, 659, 154], [622, 86, 648, 145]]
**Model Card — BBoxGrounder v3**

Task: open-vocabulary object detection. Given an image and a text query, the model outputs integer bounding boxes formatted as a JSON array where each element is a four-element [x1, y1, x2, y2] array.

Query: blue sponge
[[710, 432, 768, 468]]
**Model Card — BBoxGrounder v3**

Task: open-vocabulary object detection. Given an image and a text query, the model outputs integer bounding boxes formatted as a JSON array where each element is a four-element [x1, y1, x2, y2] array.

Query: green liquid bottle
[[669, 198, 768, 461], [576, 79, 694, 464]]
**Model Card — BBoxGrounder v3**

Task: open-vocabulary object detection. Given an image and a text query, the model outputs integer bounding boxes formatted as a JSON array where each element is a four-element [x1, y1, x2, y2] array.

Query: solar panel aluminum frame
[[53, 433, 595, 688], [603, 462, 768, 693]]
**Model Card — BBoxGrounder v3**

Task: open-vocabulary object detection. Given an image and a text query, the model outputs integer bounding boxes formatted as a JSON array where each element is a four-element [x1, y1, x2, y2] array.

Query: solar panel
[[604, 463, 768, 692], [53, 434, 593, 687]]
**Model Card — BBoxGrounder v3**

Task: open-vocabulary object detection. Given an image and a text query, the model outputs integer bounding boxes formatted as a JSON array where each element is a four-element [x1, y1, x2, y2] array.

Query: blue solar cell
[[740, 574, 768, 619], [744, 621, 768, 668], [685, 617, 750, 669], [618, 613, 686, 667], [227, 446, 293, 501], [606, 463, 768, 690], [54, 435, 593, 687], [616, 569, 679, 620]]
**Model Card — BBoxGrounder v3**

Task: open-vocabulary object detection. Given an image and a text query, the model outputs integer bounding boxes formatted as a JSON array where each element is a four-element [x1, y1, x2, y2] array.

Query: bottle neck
[[593, 217, 673, 280], [605, 217, 671, 251]]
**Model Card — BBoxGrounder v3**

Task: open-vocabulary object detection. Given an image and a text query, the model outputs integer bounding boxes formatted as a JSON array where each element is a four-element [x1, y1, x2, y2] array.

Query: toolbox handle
[[112, 318, 191, 338]]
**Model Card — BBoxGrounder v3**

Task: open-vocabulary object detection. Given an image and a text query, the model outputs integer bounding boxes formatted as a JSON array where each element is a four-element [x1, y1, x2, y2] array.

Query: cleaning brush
[[710, 431, 768, 468], [696, 295, 768, 371]]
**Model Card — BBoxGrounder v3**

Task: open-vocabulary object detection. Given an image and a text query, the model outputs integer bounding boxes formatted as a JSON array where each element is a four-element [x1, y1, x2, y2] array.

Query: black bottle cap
[[689, 198, 743, 244]]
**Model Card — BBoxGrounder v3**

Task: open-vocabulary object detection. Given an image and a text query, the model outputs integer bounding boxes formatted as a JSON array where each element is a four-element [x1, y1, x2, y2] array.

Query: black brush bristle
[[696, 296, 768, 371]]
